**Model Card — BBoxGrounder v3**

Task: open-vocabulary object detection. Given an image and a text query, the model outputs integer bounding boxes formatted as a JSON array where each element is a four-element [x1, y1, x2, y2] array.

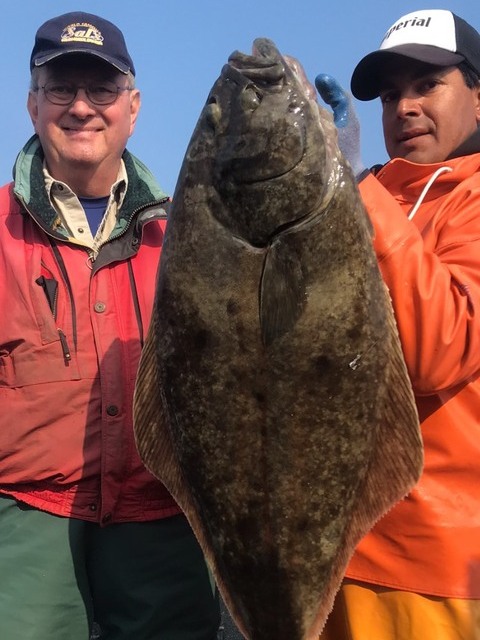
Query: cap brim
[[33, 49, 130, 74], [351, 46, 464, 101]]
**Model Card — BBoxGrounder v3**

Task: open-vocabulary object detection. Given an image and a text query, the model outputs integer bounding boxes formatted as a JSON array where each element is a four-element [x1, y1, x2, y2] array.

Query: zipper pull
[[86, 251, 95, 270], [58, 329, 72, 362]]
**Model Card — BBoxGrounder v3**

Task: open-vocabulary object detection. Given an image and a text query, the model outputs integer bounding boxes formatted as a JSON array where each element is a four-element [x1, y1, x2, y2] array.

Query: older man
[[0, 12, 219, 640]]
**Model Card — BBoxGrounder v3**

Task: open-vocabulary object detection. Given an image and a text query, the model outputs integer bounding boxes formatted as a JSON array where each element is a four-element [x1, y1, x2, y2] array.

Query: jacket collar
[[12, 134, 169, 239], [375, 152, 480, 204]]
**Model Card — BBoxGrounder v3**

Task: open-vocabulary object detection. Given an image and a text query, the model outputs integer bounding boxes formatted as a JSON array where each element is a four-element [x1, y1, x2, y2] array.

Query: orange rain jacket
[[0, 136, 181, 525], [345, 151, 480, 598]]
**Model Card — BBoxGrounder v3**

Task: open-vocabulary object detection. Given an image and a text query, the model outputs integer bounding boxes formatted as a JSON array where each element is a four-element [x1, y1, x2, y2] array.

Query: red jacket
[[0, 139, 181, 524], [346, 153, 480, 598]]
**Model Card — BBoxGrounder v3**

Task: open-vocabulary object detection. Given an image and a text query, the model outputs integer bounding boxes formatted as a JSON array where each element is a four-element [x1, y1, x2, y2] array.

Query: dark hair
[[458, 61, 480, 88]]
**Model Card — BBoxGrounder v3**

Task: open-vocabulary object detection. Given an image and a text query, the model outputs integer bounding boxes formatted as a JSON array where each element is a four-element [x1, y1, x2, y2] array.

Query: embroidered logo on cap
[[60, 22, 104, 47]]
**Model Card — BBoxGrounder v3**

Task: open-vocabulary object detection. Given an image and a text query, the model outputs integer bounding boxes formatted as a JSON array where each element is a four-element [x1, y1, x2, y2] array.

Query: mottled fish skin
[[134, 38, 422, 640]]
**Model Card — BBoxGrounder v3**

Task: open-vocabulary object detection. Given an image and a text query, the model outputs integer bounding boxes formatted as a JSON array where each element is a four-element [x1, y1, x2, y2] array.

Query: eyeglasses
[[35, 81, 133, 106]]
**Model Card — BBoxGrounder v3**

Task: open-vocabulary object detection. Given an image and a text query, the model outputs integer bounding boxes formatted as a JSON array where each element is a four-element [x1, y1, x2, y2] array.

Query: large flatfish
[[134, 38, 422, 640]]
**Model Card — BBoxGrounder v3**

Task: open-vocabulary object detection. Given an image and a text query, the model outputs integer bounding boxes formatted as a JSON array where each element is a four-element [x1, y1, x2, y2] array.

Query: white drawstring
[[407, 166, 453, 220]]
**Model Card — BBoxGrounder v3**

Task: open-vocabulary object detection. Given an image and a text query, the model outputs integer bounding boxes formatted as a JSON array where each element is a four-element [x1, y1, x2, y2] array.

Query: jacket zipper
[[57, 329, 72, 361], [50, 277, 72, 362], [36, 272, 73, 364], [88, 197, 170, 265], [20, 196, 78, 361]]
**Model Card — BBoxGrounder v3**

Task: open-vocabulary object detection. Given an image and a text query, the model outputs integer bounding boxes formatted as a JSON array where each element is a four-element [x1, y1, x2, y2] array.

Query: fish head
[[183, 38, 344, 247]]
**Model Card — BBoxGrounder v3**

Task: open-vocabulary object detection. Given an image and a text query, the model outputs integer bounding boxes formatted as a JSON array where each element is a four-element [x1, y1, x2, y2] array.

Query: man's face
[[379, 60, 480, 163], [27, 56, 140, 184]]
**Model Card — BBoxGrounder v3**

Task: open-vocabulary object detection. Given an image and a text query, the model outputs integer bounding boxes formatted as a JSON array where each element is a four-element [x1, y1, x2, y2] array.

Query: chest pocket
[[0, 239, 82, 389]]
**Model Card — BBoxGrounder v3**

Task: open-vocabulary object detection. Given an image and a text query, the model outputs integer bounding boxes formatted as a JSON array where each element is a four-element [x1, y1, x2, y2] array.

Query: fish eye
[[240, 85, 262, 111], [205, 101, 221, 129]]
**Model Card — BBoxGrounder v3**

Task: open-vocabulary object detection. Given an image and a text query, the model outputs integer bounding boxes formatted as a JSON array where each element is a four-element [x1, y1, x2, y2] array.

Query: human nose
[[67, 88, 96, 116], [396, 93, 422, 118]]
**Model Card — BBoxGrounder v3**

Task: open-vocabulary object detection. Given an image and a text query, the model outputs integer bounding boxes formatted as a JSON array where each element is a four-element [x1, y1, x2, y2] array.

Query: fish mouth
[[230, 131, 307, 186], [213, 40, 310, 185], [214, 105, 308, 186], [228, 38, 285, 85]]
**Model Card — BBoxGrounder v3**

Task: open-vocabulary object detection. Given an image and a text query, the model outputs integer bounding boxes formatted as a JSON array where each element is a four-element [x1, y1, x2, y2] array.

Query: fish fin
[[133, 309, 251, 638], [134, 308, 174, 484], [307, 290, 423, 637], [260, 243, 306, 346], [134, 310, 203, 525]]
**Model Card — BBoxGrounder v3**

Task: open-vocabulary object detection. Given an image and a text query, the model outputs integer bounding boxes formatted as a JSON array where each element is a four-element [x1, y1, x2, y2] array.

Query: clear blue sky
[[3, 1, 477, 195]]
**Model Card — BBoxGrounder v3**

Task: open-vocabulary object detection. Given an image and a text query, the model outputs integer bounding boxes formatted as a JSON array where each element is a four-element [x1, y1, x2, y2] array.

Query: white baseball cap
[[351, 9, 480, 101]]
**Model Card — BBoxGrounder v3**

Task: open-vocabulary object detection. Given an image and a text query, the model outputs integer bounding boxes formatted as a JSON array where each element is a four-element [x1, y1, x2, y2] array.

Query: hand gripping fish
[[133, 38, 422, 640]]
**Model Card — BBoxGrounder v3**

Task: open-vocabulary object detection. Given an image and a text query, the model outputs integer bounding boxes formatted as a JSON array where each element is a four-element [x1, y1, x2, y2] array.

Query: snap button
[[106, 405, 119, 416], [94, 302, 106, 313]]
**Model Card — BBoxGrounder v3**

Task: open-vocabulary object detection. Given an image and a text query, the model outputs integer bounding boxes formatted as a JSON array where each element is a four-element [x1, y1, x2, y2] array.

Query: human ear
[[475, 86, 480, 124], [129, 89, 141, 136], [27, 91, 39, 128]]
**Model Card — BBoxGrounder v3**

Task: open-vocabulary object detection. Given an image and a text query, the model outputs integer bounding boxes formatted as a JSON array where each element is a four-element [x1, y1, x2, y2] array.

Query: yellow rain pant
[[320, 579, 480, 640]]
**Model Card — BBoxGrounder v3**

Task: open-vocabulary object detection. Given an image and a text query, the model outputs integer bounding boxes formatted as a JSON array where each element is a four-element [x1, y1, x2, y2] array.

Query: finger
[[315, 74, 349, 127]]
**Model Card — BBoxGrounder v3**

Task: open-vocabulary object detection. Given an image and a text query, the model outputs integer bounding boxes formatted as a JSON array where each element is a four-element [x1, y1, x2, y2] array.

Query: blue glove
[[315, 74, 366, 180]]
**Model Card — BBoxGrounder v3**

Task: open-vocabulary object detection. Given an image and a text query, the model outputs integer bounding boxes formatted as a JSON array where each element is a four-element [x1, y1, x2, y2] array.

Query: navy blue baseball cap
[[30, 11, 135, 75]]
